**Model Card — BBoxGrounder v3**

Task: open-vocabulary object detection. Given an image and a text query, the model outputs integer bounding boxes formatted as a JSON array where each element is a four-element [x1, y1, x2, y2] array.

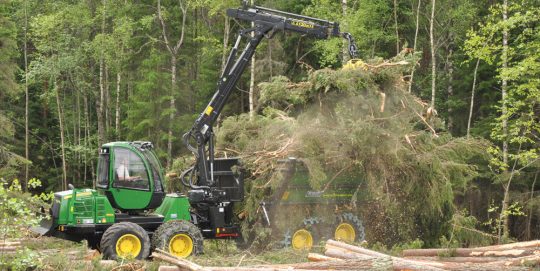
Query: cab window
[[143, 150, 163, 192], [113, 148, 149, 190], [97, 152, 109, 188]]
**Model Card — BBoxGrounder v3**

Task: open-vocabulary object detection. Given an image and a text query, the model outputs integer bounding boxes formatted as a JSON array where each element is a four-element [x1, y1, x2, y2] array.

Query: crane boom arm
[[181, 2, 358, 189]]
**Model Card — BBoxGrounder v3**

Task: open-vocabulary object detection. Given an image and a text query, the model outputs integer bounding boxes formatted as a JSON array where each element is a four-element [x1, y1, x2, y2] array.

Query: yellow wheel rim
[[115, 234, 142, 258], [169, 233, 193, 258], [291, 229, 313, 251], [335, 223, 356, 243]]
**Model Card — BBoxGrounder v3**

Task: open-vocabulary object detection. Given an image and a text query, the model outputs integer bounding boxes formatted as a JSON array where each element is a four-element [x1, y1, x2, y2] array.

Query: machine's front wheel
[[291, 228, 314, 250], [100, 222, 151, 260], [152, 220, 204, 258]]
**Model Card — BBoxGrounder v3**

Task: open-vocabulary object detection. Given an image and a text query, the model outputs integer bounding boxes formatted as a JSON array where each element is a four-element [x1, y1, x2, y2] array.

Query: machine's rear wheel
[[152, 220, 203, 258], [334, 212, 365, 243], [100, 222, 151, 260]]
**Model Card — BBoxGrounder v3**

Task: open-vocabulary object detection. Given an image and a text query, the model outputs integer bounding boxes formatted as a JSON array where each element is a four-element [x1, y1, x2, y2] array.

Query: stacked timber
[[400, 240, 540, 270], [0, 240, 21, 253], [155, 240, 540, 271]]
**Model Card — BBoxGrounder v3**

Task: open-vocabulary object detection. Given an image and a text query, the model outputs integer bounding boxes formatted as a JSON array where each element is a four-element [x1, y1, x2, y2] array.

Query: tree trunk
[[467, 58, 480, 138], [526, 171, 538, 240], [500, 0, 510, 240], [341, 0, 350, 63], [167, 56, 177, 168], [404, 256, 515, 263], [156, 0, 187, 168], [55, 80, 67, 190], [403, 240, 540, 256], [221, 16, 230, 73], [403, 248, 538, 258], [408, 0, 421, 93], [249, 0, 256, 120], [115, 71, 121, 139], [23, 0, 29, 190], [76, 85, 81, 184], [325, 247, 374, 260], [268, 39, 273, 77], [429, 0, 436, 110], [105, 64, 110, 135], [325, 241, 444, 271], [83, 91, 89, 187], [393, 0, 400, 55], [307, 253, 342, 262], [97, 0, 106, 146], [446, 46, 454, 132]]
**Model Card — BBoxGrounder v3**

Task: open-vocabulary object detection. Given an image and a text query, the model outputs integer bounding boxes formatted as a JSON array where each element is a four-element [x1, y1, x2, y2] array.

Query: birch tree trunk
[[76, 86, 81, 183], [500, 0, 510, 240], [115, 72, 121, 139], [429, 0, 436, 110], [168, 56, 176, 168], [446, 45, 454, 132], [157, 0, 187, 168], [97, 0, 106, 146], [83, 91, 89, 187], [249, 0, 256, 119], [55, 80, 67, 190], [248, 53, 255, 118], [24, 0, 29, 190], [105, 65, 110, 134], [221, 16, 230, 73], [467, 58, 480, 138], [408, 0, 421, 93], [393, 0, 400, 55]]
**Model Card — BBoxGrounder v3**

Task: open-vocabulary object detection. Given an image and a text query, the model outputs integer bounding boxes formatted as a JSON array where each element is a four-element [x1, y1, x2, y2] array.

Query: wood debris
[[154, 239, 540, 271]]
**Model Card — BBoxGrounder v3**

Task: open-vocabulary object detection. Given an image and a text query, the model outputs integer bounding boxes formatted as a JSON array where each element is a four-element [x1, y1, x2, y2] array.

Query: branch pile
[[208, 55, 492, 247]]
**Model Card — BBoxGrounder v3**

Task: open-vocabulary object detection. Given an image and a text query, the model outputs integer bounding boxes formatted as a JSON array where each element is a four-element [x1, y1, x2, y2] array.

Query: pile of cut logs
[[0, 240, 21, 253], [322, 239, 540, 271], [155, 239, 540, 271]]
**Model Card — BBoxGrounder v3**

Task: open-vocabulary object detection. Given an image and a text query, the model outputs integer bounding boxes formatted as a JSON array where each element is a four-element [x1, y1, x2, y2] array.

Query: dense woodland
[[0, 0, 539, 247]]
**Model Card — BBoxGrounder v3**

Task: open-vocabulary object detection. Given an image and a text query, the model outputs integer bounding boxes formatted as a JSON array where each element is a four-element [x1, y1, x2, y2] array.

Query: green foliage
[[6, 248, 40, 271], [0, 0, 18, 97], [466, 2, 540, 173], [0, 179, 52, 270], [483, 200, 525, 236], [0, 179, 51, 239]]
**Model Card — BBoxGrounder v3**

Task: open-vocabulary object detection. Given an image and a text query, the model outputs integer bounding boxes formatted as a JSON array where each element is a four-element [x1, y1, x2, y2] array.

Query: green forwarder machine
[[33, 1, 358, 260]]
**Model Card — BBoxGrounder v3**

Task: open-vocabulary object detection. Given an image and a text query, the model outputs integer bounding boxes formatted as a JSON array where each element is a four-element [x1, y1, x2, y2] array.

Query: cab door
[[109, 147, 153, 210]]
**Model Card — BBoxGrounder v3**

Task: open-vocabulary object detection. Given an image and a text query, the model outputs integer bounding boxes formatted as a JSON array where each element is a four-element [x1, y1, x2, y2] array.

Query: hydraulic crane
[[181, 1, 358, 193]]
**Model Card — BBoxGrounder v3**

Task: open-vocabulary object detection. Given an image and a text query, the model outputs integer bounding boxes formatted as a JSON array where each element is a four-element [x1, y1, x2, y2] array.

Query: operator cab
[[97, 141, 165, 211]]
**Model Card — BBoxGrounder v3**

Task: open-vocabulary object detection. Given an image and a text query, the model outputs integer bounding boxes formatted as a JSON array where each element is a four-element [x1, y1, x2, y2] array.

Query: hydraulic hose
[[180, 163, 210, 191]]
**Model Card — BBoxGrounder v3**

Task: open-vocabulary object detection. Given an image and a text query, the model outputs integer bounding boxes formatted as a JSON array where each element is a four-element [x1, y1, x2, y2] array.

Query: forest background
[[0, 0, 539, 247]]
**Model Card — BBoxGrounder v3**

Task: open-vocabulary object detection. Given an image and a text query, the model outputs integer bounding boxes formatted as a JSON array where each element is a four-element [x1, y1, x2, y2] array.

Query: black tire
[[334, 212, 365, 243], [86, 235, 101, 250], [287, 217, 322, 251], [152, 220, 204, 257], [100, 222, 151, 260]]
